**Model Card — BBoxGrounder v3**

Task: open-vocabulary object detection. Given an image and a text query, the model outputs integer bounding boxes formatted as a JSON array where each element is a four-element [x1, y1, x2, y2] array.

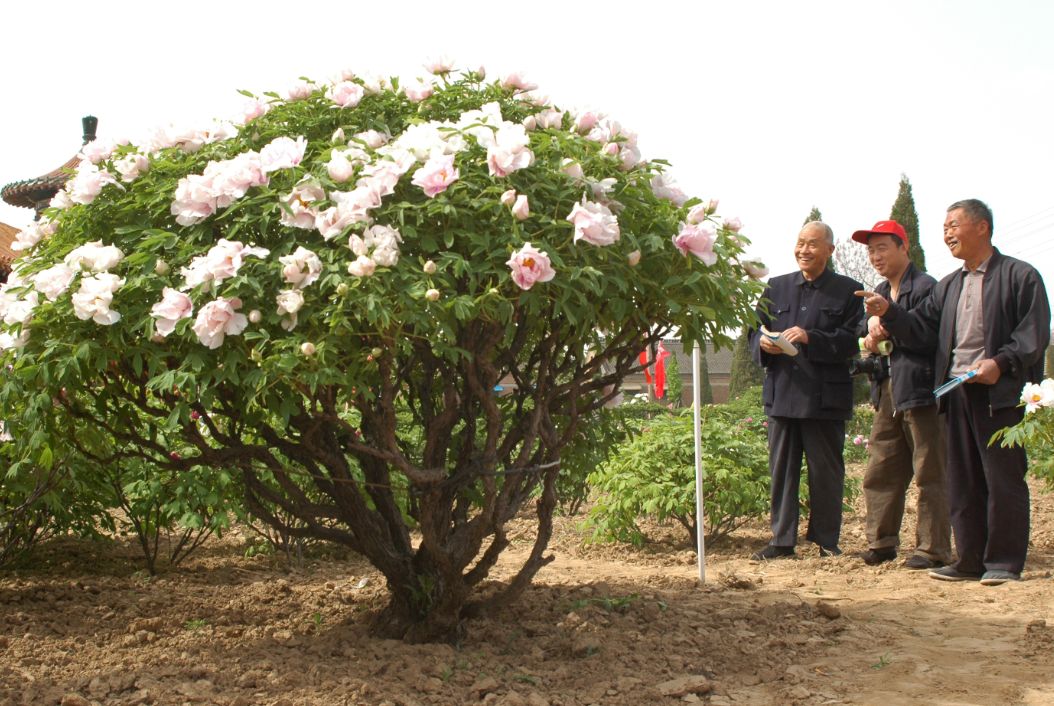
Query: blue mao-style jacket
[[748, 268, 864, 420]]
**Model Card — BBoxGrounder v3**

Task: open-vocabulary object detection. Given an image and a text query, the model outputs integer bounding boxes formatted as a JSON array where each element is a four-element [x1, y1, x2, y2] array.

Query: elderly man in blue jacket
[[859, 199, 1050, 585], [749, 221, 864, 560]]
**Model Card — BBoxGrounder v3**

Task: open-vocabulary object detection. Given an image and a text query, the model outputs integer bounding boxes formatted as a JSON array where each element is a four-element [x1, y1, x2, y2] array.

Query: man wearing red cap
[[852, 220, 952, 570], [858, 200, 1050, 585]]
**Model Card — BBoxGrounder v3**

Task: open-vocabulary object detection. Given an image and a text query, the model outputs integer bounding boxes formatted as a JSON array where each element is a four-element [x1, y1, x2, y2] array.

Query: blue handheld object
[[933, 370, 977, 398]]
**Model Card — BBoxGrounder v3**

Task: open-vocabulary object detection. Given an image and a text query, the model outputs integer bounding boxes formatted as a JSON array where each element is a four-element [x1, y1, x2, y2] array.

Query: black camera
[[849, 355, 887, 378]]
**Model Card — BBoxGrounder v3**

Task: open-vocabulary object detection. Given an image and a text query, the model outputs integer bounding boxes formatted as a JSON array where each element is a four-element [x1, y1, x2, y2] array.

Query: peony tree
[[0, 64, 765, 641]]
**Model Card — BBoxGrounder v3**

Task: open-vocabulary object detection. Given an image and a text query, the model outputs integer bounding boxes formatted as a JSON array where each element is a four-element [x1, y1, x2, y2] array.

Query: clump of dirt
[[1, 468, 1052, 705]]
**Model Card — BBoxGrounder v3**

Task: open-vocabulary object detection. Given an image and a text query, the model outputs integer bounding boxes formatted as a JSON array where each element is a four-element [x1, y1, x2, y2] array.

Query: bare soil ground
[[2, 466, 1053, 706]]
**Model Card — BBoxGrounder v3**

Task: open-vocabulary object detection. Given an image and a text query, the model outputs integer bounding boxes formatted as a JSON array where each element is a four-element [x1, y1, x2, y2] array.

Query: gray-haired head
[[802, 220, 835, 245], [947, 199, 993, 237]]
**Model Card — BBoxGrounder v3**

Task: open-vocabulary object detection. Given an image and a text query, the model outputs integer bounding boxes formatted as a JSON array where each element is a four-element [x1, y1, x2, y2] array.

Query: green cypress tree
[[698, 348, 714, 405], [890, 174, 926, 272], [664, 351, 683, 406], [803, 206, 822, 227], [728, 330, 764, 398]]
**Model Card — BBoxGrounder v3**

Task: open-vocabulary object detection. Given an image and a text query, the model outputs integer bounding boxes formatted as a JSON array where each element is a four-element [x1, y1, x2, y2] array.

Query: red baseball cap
[[851, 220, 908, 245]]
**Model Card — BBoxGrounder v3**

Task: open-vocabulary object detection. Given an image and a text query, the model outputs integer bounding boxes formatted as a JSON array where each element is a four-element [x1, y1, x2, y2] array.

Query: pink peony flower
[[113, 152, 150, 182], [743, 260, 769, 279], [500, 189, 517, 206], [403, 80, 434, 102], [535, 109, 564, 129], [279, 178, 326, 230], [424, 56, 455, 74], [347, 255, 377, 277], [67, 163, 120, 205], [285, 80, 313, 101], [672, 221, 718, 265], [574, 111, 600, 134], [501, 72, 538, 92], [192, 297, 248, 349], [71, 273, 124, 325], [150, 287, 194, 337], [181, 239, 270, 289], [512, 194, 530, 220], [79, 139, 115, 164], [355, 130, 388, 148], [32, 264, 76, 302], [484, 124, 534, 177], [327, 80, 365, 108], [276, 289, 305, 331], [259, 136, 307, 173], [506, 242, 556, 290], [567, 199, 620, 246], [64, 241, 124, 272], [853, 435, 865, 446], [560, 159, 584, 180], [240, 98, 270, 124], [411, 154, 459, 197], [724, 216, 743, 232], [279, 246, 323, 288], [650, 173, 688, 206]]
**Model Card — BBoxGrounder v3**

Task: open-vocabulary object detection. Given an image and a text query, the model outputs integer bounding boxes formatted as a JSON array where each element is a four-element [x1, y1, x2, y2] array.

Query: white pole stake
[[692, 341, 706, 584]]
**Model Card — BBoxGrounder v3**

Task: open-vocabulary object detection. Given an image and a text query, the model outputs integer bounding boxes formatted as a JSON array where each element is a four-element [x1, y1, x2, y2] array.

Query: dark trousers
[[944, 384, 1030, 574], [767, 417, 846, 548], [864, 380, 952, 562]]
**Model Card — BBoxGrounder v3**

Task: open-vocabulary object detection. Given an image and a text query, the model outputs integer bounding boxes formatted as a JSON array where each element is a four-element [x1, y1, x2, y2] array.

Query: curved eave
[[1, 154, 80, 209]]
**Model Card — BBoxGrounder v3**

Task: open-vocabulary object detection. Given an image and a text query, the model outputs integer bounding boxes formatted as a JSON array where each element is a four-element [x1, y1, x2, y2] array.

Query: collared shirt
[[950, 255, 992, 376], [795, 268, 831, 320]]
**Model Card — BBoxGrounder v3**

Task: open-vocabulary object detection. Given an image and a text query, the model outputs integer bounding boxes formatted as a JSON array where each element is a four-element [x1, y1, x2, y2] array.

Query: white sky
[[2, 0, 1053, 301]]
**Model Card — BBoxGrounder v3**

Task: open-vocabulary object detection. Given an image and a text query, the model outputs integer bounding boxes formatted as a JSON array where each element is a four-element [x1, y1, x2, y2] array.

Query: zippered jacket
[[881, 249, 1050, 413]]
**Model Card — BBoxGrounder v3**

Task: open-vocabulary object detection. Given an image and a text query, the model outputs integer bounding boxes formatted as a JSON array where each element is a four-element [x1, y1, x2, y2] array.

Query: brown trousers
[[863, 380, 952, 562]]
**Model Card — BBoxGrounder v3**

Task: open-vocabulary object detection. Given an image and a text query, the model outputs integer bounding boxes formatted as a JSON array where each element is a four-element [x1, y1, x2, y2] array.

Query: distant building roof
[[1, 116, 97, 216], [0, 222, 16, 280]]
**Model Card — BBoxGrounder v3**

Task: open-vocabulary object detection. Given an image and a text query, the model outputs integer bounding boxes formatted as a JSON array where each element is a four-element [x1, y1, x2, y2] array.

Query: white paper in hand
[[760, 326, 798, 356]]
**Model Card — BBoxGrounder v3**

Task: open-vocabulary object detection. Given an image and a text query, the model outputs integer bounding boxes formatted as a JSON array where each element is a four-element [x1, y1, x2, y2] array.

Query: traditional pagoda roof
[[0, 221, 16, 282], [1, 116, 98, 215]]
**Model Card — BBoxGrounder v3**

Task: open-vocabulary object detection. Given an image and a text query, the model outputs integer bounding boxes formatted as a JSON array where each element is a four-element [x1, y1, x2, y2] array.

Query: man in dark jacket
[[749, 221, 863, 559], [858, 199, 1050, 585], [851, 220, 951, 570]]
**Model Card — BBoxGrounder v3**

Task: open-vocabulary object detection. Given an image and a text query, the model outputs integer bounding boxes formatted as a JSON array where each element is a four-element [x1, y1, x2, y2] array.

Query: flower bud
[[371, 347, 383, 357], [602, 142, 620, 156], [627, 250, 642, 267], [190, 410, 201, 421], [332, 127, 346, 144], [423, 260, 437, 275], [154, 259, 169, 275], [522, 115, 537, 131], [169, 451, 182, 461], [250, 348, 263, 362], [500, 189, 517, 207], [336, 282, 349, 295], [706, 198, 719, 215], [300, 342, 316, 356], [425, 288, 440, 302], [248, 309, 262, 324]]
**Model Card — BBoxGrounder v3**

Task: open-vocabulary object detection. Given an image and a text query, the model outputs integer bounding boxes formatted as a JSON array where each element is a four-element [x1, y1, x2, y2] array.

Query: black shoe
[[818, 545, 842, 558], [751, 545, 795, 561], [903, 555, 944, 570], [860, 548, 897, 566], [928, 565, 982, 582], [980, 570, 1021, 586]]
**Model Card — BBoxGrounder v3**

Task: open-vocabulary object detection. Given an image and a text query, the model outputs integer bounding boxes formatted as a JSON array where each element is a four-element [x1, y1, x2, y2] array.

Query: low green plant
[[584, 406, 770, 546]]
